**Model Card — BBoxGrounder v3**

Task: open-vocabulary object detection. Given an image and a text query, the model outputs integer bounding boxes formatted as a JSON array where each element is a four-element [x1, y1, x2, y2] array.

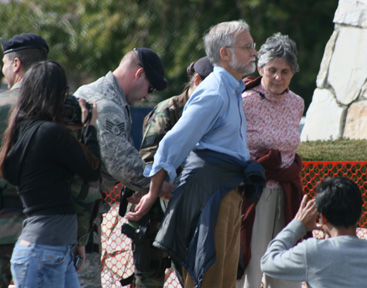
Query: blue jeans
[[10, 240, 81, 288]]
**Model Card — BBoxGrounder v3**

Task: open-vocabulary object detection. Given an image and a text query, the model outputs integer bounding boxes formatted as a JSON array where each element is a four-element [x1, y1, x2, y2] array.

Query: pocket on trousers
[[11, 262, 29, 288], [40, 249, 67, 266], [40, 248, 69, 286]]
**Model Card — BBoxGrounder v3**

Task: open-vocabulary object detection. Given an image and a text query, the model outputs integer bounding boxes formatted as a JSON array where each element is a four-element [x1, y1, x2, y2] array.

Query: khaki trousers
[[183, 189, 242, 288], [236, 188, 302, 288]]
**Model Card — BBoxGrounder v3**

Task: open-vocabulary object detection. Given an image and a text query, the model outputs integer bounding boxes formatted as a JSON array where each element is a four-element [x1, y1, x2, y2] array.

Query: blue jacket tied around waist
[[153, 149, 265, 287]]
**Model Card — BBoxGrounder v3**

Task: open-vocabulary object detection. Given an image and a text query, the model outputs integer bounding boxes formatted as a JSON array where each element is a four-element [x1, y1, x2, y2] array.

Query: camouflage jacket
[[140, 89, 189, 164], [71, 178, 101, 246], [75, 71, 149, 193], [0, 83, 25, 245]]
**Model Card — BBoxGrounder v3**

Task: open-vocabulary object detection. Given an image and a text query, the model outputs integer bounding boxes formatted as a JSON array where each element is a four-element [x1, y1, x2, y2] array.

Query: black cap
[[134, 48, 167, 91], [1, 33, 49, 55], [193, 56, 213, 79]]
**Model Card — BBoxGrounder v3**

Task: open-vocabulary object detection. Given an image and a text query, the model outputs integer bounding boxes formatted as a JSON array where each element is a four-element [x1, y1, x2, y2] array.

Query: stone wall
[[301, 0, 367, 141]]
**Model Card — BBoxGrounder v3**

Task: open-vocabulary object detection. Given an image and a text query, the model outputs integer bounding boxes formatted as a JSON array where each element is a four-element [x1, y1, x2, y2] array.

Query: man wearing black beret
[[0, 32, 49, 288], [74, 47, 168, 288]]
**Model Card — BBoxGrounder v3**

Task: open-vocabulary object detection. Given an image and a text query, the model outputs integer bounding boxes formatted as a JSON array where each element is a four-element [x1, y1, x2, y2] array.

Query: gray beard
[[231, 55, 256, 76]]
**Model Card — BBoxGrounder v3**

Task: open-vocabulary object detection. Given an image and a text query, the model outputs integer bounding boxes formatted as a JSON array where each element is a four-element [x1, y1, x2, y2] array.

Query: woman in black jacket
[[0, 60, 101, 288]]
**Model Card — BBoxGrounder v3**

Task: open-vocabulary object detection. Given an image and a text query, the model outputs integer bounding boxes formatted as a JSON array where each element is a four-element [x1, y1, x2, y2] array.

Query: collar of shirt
[[213, 65, 245, 96], [106, 71, 129, 108]]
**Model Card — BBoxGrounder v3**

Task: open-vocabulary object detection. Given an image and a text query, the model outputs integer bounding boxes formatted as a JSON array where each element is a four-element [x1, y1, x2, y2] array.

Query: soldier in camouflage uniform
[[0, 33, 48, 287], [74, 48, 167, 287], [135, 56, 213, 288]]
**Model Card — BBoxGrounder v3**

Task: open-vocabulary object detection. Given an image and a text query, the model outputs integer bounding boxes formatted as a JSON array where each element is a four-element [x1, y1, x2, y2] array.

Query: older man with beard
[[126, 20, 265, 288]]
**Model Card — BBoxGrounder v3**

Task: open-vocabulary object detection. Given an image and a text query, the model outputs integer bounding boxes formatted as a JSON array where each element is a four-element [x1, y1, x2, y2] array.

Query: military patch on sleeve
[[106, 120, 125, 136]]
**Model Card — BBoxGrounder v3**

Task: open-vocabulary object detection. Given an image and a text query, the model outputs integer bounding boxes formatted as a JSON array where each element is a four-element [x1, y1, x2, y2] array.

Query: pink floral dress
[[242, 79, 304, 189]]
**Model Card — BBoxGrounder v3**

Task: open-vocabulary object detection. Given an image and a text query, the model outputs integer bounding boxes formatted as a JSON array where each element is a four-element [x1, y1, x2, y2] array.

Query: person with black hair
[[0, 33, 49, 287], [0, 60, 100, 287], [261, 177, 367, 288]]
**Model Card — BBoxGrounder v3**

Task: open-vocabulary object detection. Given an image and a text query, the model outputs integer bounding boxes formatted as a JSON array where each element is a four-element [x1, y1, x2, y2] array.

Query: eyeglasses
[[264, 67, 293, 79], [148, 86, 155, 94], [231, 43, 256, 53]]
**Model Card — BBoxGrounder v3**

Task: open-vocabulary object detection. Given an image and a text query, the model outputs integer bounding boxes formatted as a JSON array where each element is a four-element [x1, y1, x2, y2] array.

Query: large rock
[[344, 100, 367, 139], [301, 0, 367, 141], [301, 88, 346, 141]]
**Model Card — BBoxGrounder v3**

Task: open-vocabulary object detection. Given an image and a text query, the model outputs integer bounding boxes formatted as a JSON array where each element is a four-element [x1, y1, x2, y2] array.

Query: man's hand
[[125, 192, 158, 221], [74, 245, 86, 272], [294, 195, 318, 232], [125, 168, 167, 221]]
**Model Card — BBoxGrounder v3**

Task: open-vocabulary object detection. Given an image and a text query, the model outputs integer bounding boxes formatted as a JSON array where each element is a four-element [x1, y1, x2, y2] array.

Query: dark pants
[[0, 243, 15, 287]]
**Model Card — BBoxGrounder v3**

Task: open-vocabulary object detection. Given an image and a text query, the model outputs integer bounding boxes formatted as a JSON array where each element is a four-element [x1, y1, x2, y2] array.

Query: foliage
[[0, 0, 338, 109], [297, 139, 367, 161]]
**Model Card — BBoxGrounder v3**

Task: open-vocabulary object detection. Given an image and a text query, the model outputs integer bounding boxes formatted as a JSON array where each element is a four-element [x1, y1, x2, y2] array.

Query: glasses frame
[[230, 43, 256, 53]]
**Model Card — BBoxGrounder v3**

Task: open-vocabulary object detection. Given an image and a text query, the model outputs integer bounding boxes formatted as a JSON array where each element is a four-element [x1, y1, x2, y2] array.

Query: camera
[[121, 221, 149, 244], [63, 94, 92, 125]]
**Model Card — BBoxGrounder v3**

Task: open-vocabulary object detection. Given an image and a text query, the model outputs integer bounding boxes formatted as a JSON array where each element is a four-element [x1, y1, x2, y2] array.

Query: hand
[[294, 195, 318, 232], [79, 98, 98, 126], [127, 191, 145, 205], [74, 245, 86, 272], [125, 191, 158, 222], [159, 181, 174, 199]]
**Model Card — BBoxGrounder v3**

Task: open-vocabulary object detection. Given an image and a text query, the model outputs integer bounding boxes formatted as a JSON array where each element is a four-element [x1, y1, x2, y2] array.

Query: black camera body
[[63, 94, 91, 125]]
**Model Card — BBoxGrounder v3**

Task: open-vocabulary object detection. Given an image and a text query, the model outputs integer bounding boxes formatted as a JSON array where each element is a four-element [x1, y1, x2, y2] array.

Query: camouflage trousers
[[133, 250, 168, 288], [134, 258, 183, 288], [0, 244, 14, 287], [130, 200, 183, 288]]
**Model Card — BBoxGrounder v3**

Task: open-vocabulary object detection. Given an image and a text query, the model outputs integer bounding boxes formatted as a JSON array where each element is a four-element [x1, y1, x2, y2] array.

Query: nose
[[251, 48, 258, 57], [273, 71, 283, 80]]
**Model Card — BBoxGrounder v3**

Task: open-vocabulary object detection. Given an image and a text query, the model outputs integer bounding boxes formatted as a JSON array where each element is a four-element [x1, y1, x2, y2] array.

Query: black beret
[[1, 33, 49, 55], [134, 48, 167, 91], [193, 56, 213, 79]]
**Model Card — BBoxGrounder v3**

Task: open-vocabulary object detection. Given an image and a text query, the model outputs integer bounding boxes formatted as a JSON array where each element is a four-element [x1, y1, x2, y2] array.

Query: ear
[[258, 66, 263, 76], [13, 57, 21, 73], [219, 46, 232, 62], [194, 74, 202, 87], [321, 214, 328, 225], [135, 67, 145, 79]]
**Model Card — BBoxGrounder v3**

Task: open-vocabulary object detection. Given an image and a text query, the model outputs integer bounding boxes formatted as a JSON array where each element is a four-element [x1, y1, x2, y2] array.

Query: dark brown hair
[[0, 60, 68, 175]]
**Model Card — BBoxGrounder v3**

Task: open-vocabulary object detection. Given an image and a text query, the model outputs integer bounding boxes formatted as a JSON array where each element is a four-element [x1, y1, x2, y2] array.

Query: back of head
[[316, 177, 363, 228], [257, 32, 299, 73], [1, 33, 49, 71], [203, 20, 250, 65], [18, 60, 67, 123], [185, 56, 213, 89]]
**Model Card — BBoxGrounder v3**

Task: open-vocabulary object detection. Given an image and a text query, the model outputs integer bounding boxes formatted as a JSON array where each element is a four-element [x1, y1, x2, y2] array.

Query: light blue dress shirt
[[144, 65, 250, 182]]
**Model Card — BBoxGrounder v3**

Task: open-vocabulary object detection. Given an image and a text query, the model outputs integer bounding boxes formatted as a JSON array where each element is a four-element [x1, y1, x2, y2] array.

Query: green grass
[[297, 139, 367, 161]]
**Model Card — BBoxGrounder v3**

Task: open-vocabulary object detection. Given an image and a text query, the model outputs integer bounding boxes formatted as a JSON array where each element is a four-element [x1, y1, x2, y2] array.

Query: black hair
[[316, 177, 363, 228], [0, 60, 67, 176], [7, 48, 48, 71]]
